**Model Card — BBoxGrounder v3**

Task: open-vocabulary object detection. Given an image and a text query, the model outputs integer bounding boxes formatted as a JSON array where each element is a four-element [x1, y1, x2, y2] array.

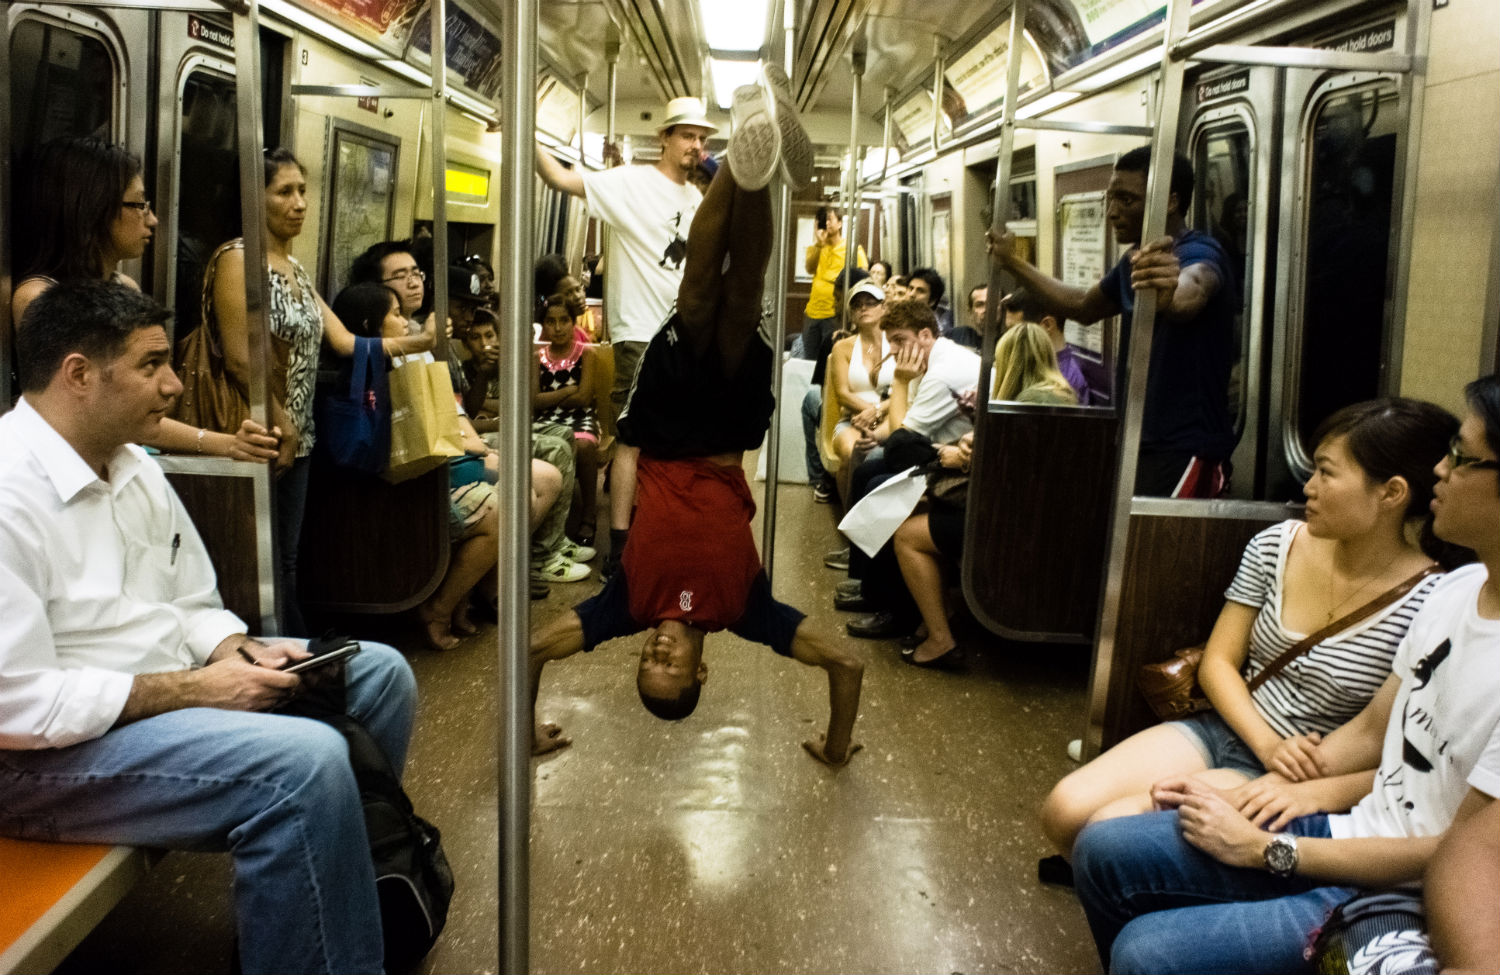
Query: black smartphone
[[283, 640, 361, 674]]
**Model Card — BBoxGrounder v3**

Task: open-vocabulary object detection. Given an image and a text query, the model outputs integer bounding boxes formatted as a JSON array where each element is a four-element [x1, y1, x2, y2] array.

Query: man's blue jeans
[[0, 642, 416, 975], [801, 385, 826, 485], [1074, 810, 1353, 974]]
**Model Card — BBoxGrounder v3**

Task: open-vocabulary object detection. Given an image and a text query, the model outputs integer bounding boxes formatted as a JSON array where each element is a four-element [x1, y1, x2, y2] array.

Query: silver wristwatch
[[1263, 833, 1299, 878]]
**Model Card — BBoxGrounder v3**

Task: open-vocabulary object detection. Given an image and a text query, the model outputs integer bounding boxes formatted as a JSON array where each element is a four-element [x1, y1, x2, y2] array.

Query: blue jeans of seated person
[[1074, 810, 1352, 974], [0, 641, 416, 975], [801, 386, 826, 485]]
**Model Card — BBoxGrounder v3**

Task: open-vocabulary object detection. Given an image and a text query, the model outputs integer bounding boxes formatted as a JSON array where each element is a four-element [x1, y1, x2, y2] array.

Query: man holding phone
[[0, 280, 417, 975]]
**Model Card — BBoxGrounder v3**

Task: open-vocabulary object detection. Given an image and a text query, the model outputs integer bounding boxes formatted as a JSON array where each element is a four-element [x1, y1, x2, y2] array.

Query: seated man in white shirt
[[0, 280, 417, 975]]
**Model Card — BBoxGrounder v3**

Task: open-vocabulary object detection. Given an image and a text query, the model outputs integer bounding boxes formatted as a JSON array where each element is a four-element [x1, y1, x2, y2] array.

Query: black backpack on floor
[[326, 713, 455, 972]]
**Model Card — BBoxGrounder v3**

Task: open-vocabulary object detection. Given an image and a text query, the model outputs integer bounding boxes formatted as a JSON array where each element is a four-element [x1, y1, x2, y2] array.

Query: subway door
[[1265, 16, 1411, 500], [1178, 63, 1280, 500], [154, 10, 240, 340]]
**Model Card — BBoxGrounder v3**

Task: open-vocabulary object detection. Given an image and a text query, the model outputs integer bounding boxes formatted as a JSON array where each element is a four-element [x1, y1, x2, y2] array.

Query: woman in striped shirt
[[1042, 398, 1473, 858]]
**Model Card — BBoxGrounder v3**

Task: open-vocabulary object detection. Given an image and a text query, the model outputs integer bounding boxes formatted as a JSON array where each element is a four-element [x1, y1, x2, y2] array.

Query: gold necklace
[[1325, 563, 1389, 623]]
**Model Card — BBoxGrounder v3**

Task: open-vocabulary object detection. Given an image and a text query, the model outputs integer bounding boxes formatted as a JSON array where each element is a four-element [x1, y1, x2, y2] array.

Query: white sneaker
[[532, 554, 591, 583], [560, 539, 597, 563], [726, 84, 780, 191], [762, 64, 813, 190]]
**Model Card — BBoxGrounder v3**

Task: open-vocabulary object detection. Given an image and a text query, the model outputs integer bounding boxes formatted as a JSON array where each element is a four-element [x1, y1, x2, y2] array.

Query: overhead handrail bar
[[289, 84, 432, 98], [1082, 0, 1196, 761], [1018, 119, 1155, 137], [578, 71, 590, 166], [1191, 44, 1413, 73], [759, 0, 797, 581], [879, 86, 893, 185], [497, 0, 536, 970], [230, 0, 280, 635]]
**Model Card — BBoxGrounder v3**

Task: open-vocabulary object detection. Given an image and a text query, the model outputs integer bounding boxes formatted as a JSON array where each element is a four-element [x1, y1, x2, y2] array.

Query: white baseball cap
[[846, 280, 885, 308], [657, 96, 717, 135]]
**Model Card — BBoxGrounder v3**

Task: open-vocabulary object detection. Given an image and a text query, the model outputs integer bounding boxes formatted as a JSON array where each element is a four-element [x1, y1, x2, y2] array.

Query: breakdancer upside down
[[528, 74, 864, 768]]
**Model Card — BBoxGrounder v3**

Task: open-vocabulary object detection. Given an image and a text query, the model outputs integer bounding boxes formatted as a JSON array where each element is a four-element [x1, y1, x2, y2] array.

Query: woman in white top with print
[[827, 281, 896, 466], [1042, 398, 1471, 857]]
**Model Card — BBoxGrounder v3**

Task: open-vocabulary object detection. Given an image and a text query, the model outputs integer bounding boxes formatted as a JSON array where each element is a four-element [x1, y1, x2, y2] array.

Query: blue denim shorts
[[1166, 711, 1266, 780]]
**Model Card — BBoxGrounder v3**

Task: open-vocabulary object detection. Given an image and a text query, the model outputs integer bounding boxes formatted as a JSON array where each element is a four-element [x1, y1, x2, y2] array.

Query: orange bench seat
[[0, 838, 150, 974]]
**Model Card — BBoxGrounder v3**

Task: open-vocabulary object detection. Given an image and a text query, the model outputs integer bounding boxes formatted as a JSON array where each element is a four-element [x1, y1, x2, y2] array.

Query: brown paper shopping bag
[[384, 358, 464, 483]]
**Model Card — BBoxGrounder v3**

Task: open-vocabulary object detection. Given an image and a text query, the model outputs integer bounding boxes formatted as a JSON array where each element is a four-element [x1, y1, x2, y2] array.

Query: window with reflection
[[1192, 120, 1252, 434], [1293, 83, 1398, 458], [10, 20, 115, 149], [175, 71, 242, 336]]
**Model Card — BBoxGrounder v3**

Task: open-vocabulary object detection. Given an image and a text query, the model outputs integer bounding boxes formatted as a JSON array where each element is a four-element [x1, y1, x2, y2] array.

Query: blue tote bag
[[316, 337, 391, 474]]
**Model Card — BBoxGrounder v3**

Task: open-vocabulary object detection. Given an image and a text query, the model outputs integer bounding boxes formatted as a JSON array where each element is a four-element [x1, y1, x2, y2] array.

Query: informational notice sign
[[943, 18, 1047, 120], [535, 77, 580, 144], [411, 2, 504, 101], [1058, 191, 1109, 353], [301, 0, 427, 56]]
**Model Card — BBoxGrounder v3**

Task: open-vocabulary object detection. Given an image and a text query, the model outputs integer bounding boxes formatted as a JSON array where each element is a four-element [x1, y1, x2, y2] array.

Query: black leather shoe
[[906, 645, 965, 670], [846, 611, 913, 640], [834, 591, 873, 612], [836, 579, 863, 599]]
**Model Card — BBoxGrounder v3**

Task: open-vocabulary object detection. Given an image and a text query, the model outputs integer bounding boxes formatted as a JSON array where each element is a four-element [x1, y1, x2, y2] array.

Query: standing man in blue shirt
[[987, 146, 1236, 497]]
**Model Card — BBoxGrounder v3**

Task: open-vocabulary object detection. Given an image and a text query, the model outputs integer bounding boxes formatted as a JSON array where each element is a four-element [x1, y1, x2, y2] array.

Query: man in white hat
[[535, 95, 717, 579]]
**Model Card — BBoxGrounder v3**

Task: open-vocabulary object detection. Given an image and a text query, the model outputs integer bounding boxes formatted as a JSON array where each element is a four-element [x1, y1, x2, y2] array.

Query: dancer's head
[[637, 621, 707, 720]]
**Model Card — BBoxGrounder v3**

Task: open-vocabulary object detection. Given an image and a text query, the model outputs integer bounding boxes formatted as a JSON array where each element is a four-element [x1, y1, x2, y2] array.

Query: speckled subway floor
[[53, 464, 1099, 975]]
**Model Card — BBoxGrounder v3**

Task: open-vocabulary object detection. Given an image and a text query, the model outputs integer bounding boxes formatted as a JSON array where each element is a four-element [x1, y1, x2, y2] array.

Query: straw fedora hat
[[656, 96, 717, 134]]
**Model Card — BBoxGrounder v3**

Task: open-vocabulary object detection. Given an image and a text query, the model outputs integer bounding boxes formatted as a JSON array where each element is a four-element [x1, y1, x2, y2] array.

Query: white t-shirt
[[901, 337, 980, 444], [1330, 563, 1500, 841], [582, 165, 702, 345]]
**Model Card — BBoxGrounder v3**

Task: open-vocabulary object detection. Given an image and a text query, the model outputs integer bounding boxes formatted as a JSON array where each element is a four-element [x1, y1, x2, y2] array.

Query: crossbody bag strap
[[1247, 564, 1441, 693]]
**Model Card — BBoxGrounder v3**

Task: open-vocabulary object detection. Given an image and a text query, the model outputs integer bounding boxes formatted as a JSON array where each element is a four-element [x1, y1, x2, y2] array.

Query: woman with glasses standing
[[208, 148, 429, 634], [9, 136, 278, 462]]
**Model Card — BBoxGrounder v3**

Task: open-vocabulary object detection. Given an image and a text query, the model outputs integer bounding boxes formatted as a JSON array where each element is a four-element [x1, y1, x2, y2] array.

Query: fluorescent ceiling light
[[379, 59, 430, 86], [1017, 90, 1082, 119], [698, 0, 769, 53], [708, 58, 761, 110], [260, 0, 384, 61]]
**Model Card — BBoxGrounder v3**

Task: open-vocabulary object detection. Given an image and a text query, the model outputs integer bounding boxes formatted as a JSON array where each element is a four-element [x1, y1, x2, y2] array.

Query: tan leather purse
[[1137, 564, 1439, 721]]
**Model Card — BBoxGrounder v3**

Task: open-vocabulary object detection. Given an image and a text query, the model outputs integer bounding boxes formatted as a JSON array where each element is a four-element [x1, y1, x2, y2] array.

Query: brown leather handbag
[[1137, 564, 1440, 721], [173, 239, 288, 433]]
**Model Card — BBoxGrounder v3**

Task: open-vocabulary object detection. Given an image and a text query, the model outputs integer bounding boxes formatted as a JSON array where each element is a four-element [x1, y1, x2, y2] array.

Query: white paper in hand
[[837, 466, 927, 557]]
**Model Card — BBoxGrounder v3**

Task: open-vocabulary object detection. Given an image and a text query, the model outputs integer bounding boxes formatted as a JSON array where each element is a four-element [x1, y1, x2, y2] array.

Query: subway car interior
[[1, 0, 1498, 971]]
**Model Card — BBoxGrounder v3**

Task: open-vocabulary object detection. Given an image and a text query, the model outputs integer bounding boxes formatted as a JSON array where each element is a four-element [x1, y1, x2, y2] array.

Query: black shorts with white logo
[[616, 313, 776, 458]]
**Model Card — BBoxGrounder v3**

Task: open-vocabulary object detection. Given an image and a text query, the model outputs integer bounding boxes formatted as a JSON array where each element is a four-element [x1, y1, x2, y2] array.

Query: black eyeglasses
[[1447, 435, 1500, 471], [382, 268, 426, 284], [121, 200, 153, 213]]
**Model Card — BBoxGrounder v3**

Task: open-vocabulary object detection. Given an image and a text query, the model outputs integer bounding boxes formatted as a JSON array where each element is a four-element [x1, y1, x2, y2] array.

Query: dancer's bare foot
[[451, 605, 478, 637], [418, 603, 460, 651]]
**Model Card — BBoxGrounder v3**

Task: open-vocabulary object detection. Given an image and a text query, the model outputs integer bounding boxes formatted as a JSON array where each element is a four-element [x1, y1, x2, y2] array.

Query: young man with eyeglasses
[[1072, 376, 1500, 974]]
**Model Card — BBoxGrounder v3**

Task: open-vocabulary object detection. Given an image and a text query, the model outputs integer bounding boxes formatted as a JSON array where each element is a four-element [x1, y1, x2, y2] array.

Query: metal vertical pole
[[231, 0, 279, 636], [842, 43, 864, 333], [1082, 0, 1195, 760], [879, 87, 893, 186], [605, 40, 620, 151], [930, 36, 946, 152], [429, 0, 449, 346], [498, 0, 536, 969], [0, 0, 14, 409], [578, 71, 590, 166], [760, 0, 796, 578]]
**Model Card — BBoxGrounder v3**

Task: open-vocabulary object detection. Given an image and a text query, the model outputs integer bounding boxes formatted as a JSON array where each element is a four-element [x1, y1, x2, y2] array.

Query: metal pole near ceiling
[[759, 0, 797, 580], [930, 35, 946, 152], [498, 0, 537, 969], [230, 0, 280, 636], [842, 37, 864, 333]]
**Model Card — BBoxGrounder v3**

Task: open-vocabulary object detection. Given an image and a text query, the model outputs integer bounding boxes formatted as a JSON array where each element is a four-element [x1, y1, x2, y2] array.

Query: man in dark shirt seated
[[987, 145, 1235, 497], [528, 75, 864, 768]]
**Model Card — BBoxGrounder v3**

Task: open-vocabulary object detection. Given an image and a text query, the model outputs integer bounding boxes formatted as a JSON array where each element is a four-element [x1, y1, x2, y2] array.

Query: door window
[[1291, 82, 1399, 458]]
